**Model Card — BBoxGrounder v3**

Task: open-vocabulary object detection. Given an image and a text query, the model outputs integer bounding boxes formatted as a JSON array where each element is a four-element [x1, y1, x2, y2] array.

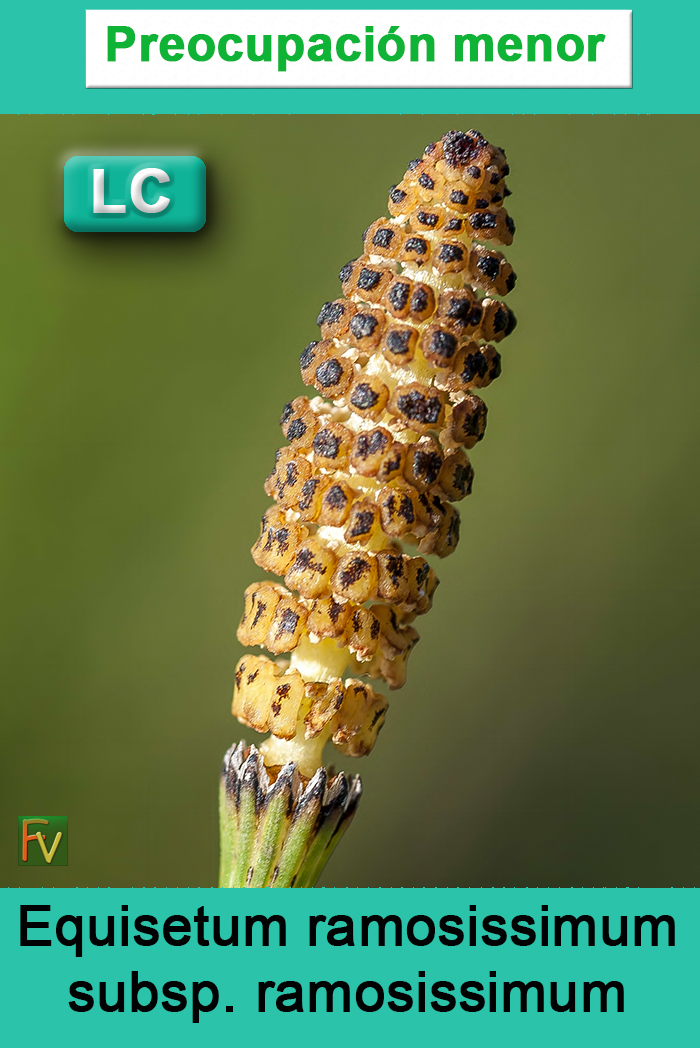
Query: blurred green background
[[2, 115, 698, 888]]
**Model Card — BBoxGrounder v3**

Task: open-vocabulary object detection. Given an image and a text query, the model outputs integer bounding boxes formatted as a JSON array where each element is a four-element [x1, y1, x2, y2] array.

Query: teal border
[[1, 1, 698, 114], [2, 887, 697, 1044]]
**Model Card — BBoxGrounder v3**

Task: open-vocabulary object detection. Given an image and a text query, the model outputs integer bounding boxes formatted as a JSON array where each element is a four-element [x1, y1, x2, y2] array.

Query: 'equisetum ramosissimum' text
[[21, 904, 675, 1022]]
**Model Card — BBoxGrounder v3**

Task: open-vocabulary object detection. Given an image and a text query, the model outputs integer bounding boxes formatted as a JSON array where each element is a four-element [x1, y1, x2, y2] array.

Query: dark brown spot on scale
[[477, 255, 500, 280], [298, 478, 320, 511], [437, 243, 464, 263], [416, 210, 439, 228], [264, 525, 289, 553], [418, 493, 431, 516], [493, 306, 508, 333], [410, 287, 429, 312], [350, 313, 379, 339], [286, 418, 307, 441], [442, 129, 486, 167], [315, 358, 343, 387], [325, 485, 349, 509], [350, 383, 379, 409], [355, 430, 389, 458], [397, 390, 442, 425], [300, 342, 319, 368], [453, 461, 474, 496], [372, 227, 394, 248], [427, 328, 458, 360], [413, 449, 442, 485], [405, 237, 428, 255], [385, 552, 404, 580], [357, 267, 382, 291], [387, 282, 411, 311], [316, 301, 344, 327], [313, 430, 341, 459], [277, 609, 300, 634], [341, 558, 369, 585], [281, 462, 298, 485], [294, 548, 313, 569], [460, 351, 488, 382], [444, 296, 471, 323], [386, 329, 411, 354], [469, 211, 498, 230], [397, 494, 414, 523], [347, 509, 374, 537]]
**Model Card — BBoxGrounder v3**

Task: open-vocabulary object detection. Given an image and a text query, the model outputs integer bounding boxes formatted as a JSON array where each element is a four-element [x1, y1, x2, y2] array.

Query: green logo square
[[18, 816, 68, 866]]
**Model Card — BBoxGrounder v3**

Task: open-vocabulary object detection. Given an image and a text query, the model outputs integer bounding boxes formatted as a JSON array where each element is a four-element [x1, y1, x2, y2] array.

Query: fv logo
[[18, 816, 68, 866]]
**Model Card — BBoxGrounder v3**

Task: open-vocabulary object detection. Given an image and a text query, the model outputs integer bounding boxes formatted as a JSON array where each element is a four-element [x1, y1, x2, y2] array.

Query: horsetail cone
[[220, 129, 517, 887]]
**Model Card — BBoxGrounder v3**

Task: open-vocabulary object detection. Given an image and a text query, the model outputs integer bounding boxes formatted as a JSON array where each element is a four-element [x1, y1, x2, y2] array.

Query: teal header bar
[[1, 1, 699, 114], [1, 887, 696, 1044], [64, 155, 206, 231]]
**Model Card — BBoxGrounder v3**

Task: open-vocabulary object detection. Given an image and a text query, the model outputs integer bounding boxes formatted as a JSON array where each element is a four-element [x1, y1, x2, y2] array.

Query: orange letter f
[[22, 819, 48, 862]]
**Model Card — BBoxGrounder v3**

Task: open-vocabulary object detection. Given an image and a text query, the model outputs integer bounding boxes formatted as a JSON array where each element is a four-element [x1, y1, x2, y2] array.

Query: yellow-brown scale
[[233, 129, 517, 778]]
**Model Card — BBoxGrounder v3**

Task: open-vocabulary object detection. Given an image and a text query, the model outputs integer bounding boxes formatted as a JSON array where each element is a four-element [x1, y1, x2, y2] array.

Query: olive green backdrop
[[2, 115, 698, 888]]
